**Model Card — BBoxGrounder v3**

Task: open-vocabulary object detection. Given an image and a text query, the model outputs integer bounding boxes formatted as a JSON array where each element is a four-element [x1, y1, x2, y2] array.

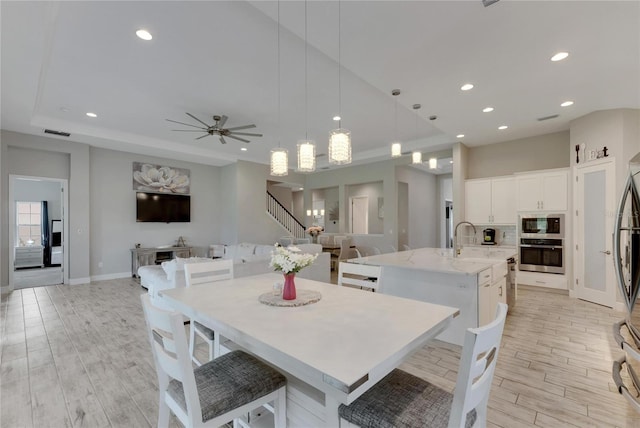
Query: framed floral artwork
[[132, 162, 190, 194]]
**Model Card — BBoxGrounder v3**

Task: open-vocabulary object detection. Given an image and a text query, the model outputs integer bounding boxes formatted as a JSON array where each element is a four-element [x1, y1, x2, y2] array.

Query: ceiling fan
[[167, 113, 263, 144]]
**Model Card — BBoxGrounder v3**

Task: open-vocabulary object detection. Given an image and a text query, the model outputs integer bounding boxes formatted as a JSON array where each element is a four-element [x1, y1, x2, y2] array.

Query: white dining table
[[159, 272, 459, 427]]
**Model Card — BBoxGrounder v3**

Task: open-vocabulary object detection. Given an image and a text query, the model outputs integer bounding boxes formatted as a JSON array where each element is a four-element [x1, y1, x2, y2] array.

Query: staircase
[[266, 191, 306, 239]]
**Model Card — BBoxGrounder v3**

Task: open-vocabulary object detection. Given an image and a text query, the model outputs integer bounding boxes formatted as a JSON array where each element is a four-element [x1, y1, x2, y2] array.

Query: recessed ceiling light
[[460, 83, 474, 91], [560, 100, 574, 107], [136, 29, 153, 41], [449, 160, 453, 164], [241, 147, 248, 151], [498, 125, 508, 130], [60, 107, 69, 113], [456, 134, 465, 139], [551, 52, 569, 62], [333, 115, 341, 121], [482, 107, 494, 113], [86, 112, 97, 118]]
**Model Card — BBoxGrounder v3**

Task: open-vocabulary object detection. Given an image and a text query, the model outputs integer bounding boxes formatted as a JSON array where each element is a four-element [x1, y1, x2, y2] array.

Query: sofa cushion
[[161, 257, 212, 280], [224, 243, 256, 260]]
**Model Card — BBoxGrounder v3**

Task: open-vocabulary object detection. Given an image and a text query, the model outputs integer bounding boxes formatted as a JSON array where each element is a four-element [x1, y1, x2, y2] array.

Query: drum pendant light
[[297, 0, 316, 172], [270, 1, 288, 176], [391, 89, 402, 157], [328, 0, 351, 165]]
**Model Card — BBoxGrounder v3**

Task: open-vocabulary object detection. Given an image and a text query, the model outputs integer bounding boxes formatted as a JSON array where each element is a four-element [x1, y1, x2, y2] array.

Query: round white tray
[[258, 289, 322, 307]]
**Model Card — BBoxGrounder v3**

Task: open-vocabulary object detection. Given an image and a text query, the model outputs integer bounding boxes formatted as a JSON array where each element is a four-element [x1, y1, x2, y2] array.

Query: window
[[17, 202, 41, 246]]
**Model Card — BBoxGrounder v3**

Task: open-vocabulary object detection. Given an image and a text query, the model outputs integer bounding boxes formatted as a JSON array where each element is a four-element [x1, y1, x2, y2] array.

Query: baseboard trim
[[69, 277, 91, 285], [90, 272, 131, 282], [1, 285, 13, 295]]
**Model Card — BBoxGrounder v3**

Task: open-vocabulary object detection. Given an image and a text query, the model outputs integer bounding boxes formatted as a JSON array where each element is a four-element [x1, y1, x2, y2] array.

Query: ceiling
[[1, 1, 638, 173]]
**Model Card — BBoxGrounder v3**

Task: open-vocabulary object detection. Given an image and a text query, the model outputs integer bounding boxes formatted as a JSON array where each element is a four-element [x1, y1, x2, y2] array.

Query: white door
[[350, 196, 368, 234], [575, 160, 616, 307]]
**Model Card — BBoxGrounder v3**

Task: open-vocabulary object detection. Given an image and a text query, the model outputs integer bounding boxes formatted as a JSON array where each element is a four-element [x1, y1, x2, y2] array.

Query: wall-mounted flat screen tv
[[136, 192, 190, 223]]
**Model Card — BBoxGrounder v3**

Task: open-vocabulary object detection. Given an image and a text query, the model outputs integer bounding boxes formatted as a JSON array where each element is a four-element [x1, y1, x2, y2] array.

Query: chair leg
[[189, 321, 202, 367], [274, 387, 287, 428], [157, 394, 170, 428]]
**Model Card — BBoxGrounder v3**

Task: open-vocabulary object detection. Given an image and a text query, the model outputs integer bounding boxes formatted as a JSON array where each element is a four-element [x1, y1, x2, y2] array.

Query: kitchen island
[[349, 247, 508, 345]]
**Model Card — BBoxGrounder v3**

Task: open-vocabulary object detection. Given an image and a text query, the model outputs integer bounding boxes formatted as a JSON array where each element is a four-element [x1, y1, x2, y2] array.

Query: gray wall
[[1, 131, 89, 285], [466, 131, 570, 179], [396, 166, 438, 249], [89, 147, 220, 276]]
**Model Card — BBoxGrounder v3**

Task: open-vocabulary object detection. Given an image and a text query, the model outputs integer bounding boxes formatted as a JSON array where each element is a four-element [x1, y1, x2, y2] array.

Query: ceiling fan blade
[[186, 112, 212, 128], [217, 115, 228, 128], [225, 134, 250, 143], [230, 132, 263, 137], [225, 124, 256, 131], [219, 136, 227, 145], [195, 134, 210, 140], [166, 119, 206, 129], [172, 129, 207, 132]]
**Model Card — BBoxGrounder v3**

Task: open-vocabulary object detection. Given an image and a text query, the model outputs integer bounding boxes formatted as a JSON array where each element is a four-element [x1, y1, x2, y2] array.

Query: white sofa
[[139, 242, 330, 310]]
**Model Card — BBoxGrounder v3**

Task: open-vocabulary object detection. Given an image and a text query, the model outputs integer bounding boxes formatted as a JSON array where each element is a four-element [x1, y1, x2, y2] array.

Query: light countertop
[[350, 247, 507, 276]]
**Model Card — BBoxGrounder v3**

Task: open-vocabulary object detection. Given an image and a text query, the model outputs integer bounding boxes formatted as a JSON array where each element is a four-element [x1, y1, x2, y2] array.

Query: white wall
[[396, 166, 438, 249], [89, 147, 220, 277]]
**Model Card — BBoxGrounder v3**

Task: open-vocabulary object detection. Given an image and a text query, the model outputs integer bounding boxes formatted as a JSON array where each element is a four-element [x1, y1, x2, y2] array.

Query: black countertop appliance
[[482, 228, 496, 245]]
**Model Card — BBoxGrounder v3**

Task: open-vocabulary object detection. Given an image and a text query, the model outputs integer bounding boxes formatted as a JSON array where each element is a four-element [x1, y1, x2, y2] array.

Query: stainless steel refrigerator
[[613, 152, 640, 412]]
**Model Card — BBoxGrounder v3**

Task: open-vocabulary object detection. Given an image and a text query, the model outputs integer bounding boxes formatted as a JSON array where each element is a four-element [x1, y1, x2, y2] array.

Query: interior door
[[350, 196, 368, 234], [576, 160, 616, 307]]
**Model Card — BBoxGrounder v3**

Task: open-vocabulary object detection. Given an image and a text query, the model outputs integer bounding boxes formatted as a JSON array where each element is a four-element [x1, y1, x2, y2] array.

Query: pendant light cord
[[305, 0, 308, 140], [277, 0, 281, 148], [338, 0, 342, 128]]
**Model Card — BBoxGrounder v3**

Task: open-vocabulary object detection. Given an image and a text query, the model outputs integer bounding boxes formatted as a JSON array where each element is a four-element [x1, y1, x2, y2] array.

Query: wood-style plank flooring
[[1, 278, 639, 427]]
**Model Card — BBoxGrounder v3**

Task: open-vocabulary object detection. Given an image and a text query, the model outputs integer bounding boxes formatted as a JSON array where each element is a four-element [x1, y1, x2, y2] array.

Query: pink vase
[[282, 273, 297, 300]]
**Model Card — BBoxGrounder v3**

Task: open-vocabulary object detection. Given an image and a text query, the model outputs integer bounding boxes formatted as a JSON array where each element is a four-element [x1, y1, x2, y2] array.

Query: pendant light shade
[[329, 128, 352, 164], [429, 157, 438, 169], [297, 140, 316, 172], [391, 142, 402, 157], [329, 0, 352, 165], [412, 151, 422, 164], [270, 148, 288, 176]]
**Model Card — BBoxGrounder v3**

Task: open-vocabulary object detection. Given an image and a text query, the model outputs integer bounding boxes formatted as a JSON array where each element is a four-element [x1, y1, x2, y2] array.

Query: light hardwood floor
[[1, 278, 639, 427]]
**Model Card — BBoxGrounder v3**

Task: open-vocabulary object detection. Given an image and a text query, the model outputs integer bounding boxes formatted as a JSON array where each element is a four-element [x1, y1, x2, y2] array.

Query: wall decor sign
[[132, 162, 190, 194]]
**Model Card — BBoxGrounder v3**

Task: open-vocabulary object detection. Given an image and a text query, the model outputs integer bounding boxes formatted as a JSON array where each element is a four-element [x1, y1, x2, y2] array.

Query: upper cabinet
[[465, 177, 516, 224], [516, 170, 569, 212]]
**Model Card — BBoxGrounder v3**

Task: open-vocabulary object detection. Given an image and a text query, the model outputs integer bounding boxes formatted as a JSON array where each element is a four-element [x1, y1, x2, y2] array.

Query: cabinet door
[[516, 175, 542, 211], [491, 178, 516, 224], [465, 179, 492, 224], [541, 172, 568, 211], [495, 277, 507, 305], [478, 282, 494, 326]]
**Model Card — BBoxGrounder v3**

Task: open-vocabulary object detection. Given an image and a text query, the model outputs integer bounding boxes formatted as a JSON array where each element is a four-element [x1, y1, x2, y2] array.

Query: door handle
[[600, 250, 611, 255]]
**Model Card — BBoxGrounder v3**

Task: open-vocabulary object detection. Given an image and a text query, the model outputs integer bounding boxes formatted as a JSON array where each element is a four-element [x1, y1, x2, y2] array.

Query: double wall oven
[[519, 213, 565, 274]]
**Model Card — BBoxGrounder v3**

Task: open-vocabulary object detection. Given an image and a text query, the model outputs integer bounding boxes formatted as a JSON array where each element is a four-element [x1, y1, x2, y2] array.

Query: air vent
[[44, 129, 70, 137], [537, 114, 559, 122]]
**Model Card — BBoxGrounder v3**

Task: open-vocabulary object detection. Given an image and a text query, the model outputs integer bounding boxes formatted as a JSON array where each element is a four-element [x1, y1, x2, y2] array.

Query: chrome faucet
[[454, 221, 477, 257]]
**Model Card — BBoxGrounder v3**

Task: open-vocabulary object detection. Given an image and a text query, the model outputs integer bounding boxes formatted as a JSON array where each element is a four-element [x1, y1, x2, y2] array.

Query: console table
[[130, 246, 192, 278]]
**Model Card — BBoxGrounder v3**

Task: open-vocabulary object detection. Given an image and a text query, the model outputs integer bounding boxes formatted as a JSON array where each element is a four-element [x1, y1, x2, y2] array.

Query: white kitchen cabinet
[[465, 177, 516, 224], [516, 170, 568, 212], [478, 276, 507, 326]]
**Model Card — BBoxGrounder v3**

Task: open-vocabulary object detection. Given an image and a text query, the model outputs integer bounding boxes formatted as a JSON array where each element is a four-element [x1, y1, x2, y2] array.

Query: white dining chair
[[279, 236, 295, 247], [140, 295, 287, 428], [337, 262, 382, 292], [184, 259, 234, 365], [318, 235, 331, 246], [339, 303, 508, 428]]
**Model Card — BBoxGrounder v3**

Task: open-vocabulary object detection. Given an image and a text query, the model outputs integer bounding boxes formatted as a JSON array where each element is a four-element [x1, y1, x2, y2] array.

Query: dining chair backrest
[[334, 235, 347, 246], [337, 262, 382, 292], [295, 243, 322, 254], [141, 294, 202, 426], [184, 259, 234, 287], [279, 236, 295, 247], [449, 303, 508, 427], [318, 235, 331, 246], [338, 237, 358, 262]]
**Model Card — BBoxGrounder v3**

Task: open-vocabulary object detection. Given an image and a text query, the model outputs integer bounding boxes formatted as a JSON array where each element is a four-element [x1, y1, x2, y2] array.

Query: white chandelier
[[297, 140, 316, 172], [270, 148, 288, 176], [329, 128, 351, 164]]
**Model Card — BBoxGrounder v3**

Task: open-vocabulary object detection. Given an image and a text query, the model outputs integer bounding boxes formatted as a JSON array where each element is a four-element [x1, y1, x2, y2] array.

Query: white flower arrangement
[[270, 244, 318, 275]]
